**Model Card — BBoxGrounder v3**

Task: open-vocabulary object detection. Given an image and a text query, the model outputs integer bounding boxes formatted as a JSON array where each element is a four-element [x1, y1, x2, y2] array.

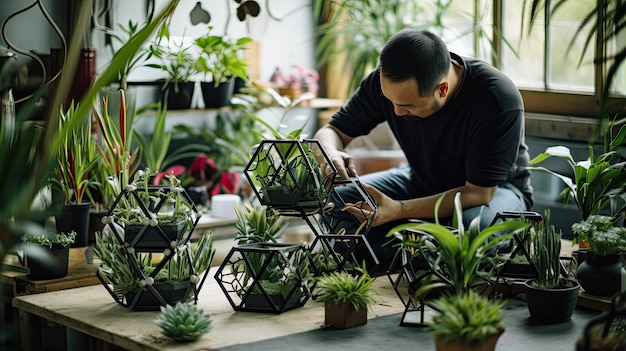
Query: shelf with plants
[[95, 169, 212, 311]]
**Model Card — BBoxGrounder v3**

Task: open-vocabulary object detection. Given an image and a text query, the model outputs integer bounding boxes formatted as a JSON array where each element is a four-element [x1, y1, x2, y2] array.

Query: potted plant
[[214, 201, 312, 313], [49, 102, 99, 248], [147, 24, 198, 110], [313, 266, 374, 329], [20, 231, 77, 280], [572, 214, 626, 298], [194, 26, 251, 108], [429, 289, 506, 351], [386, 192, 529, 348], [94, 227, 215, 311], [106, 168, 198, 252], [524, 209, 580, 324]]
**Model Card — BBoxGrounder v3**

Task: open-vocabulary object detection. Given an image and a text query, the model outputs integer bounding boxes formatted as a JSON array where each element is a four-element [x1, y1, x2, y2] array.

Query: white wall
[[94, 0, 315, 84]]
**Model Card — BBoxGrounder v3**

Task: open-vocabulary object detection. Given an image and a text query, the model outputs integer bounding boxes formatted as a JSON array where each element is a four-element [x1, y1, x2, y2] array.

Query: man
[[314, 29, 533, 274]]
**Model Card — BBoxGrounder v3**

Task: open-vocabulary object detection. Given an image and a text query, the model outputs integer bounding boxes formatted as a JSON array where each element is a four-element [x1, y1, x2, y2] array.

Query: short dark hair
[[379, 29, 451, 97]]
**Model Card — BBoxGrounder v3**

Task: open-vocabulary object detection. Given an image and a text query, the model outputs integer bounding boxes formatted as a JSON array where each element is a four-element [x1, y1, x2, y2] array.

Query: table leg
[[18, 309, 43, 351]]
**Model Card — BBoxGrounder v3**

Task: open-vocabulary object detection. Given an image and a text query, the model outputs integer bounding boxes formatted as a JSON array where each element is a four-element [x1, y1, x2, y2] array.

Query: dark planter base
[[55, 202, 91, 248], [124, 220, 188, 252], [244, 292, 303, 312], [324, 302, 367, 329], [26, 245, 70, 280], [201, 80, 234, 108], [524, 278, 580, 324], [125, 281, 192, 311], [434, 329, 503, 351]]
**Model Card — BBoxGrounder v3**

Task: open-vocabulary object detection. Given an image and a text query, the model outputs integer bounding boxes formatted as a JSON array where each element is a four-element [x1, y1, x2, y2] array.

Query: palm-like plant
[[387, 192, 530, 296]]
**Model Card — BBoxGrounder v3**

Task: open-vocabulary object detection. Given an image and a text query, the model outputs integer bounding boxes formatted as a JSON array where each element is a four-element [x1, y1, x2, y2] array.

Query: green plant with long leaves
[[90, 89, 140, 211], [527, 142, 626, 221], [386, 192, 530, 296], [0, 2, 181, 343], [99, 19, 155, 90], [528, 210, 565, 289], [313, 266, 375, 311], [51, 102, 99, 205]]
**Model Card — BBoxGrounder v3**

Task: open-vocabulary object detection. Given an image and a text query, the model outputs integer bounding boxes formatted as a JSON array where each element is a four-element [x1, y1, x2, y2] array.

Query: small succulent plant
[[154, 302, 213, 342]]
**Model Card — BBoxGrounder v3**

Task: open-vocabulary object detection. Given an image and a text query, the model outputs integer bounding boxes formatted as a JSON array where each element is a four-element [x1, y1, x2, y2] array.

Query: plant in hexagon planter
[[244, 139, 336, 210]]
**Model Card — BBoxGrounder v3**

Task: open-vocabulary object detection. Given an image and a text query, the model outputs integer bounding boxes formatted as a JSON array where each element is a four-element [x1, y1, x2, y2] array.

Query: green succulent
[[154, 302, 213, 342]]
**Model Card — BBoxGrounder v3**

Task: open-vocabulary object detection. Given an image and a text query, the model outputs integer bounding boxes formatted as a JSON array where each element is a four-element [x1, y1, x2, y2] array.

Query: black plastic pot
[[125, 281, 193, 311], [161, 81, 195, 110], [201, 80, 234, 108], [124, 219, 188, 252], [26, 244, 70, 280], [55, 202, 91, 248], [524, 278, 580, 324]]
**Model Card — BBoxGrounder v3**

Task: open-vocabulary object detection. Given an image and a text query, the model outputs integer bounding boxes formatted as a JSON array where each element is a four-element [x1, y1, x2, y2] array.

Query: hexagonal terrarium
[[244, 139, 337, 210], [214, 242, 310, 313]]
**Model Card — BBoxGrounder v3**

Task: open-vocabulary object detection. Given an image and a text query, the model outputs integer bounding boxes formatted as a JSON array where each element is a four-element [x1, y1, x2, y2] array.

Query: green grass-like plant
[[313, 267, 374, 311], [21, 231, 77, 248], [429, 290, 505, 345], [528, 209, 565, 289]]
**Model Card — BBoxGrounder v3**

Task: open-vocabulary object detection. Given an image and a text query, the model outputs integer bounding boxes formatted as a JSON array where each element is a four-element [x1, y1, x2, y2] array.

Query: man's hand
[[341, 183, 402, 228], [325, 151, 358, 179]]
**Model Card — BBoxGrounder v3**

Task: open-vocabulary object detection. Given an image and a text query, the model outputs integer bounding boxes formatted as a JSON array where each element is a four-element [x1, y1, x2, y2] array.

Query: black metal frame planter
[[244, 139, 336, 210], [214, 242, 310, 313], [95, 178, 208, 311]]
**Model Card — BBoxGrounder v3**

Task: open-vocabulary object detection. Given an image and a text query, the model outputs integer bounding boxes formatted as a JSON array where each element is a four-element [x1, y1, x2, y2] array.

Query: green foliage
[[147, 25, 197, 85], [528, 144, 626, 220], [234, 202, 285, 245], [21, 231, 76, 248], [194, 26, 251, 86], [528, 210, 564, 289], [572, 214, 626, 256], [50, 102, 99, 205], [94, 230, 215, 294], [154, 302, 213, 342], [428, 290, 505, 344], [102, 19, 155, 90], [387, 192, 530, 296], [313, 266, 375, 311], [0, 0, 179, 270]]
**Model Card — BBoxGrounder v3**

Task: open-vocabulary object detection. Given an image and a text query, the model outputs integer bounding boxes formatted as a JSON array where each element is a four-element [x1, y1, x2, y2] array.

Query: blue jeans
[[327, 164, 528, 275]]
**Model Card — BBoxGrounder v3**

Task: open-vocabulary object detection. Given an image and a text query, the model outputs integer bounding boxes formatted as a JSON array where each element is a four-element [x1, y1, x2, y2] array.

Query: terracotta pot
[[324, 302, 367, 329], [434, 329, 504, 351]]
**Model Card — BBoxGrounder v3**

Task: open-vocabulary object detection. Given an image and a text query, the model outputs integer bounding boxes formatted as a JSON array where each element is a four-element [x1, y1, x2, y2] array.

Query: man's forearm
[[398, 183, 496, 220]]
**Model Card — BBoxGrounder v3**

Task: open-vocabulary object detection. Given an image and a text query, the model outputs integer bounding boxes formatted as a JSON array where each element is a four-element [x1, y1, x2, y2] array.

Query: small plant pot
[[434, 329, 503, 351], [124, 220, 188, 252], [245, 291, 303, 311], [55, 202, 91, 248], [524, 278, 580, 324], [26, 244, 70, 280], [324, 302, 367, 329], [201, 80, 234, 108]]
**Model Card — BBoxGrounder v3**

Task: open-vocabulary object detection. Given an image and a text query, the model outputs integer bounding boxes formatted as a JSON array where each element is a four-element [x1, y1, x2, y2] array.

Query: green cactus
[[154, 302, 213, 342]]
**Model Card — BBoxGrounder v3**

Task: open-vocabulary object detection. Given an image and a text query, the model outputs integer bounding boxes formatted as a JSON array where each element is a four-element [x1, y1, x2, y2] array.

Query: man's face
[[380, 76, 443, 119]]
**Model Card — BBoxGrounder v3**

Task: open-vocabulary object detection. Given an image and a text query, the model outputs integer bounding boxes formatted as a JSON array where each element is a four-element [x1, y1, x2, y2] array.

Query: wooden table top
[[11, 268, 406, 351]]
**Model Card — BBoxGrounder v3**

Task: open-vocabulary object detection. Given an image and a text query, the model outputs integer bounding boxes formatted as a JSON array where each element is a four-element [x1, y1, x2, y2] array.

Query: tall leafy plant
[[386, 192, 530, 296], [51, 102, 98, 205]]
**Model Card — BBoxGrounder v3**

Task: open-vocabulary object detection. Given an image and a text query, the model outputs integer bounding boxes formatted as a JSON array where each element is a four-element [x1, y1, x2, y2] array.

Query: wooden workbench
[[11, 268, 405, 351]]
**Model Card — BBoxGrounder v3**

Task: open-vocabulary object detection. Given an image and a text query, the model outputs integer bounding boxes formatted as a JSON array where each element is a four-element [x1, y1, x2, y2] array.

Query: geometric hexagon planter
[[214, 242, 310, 313]]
